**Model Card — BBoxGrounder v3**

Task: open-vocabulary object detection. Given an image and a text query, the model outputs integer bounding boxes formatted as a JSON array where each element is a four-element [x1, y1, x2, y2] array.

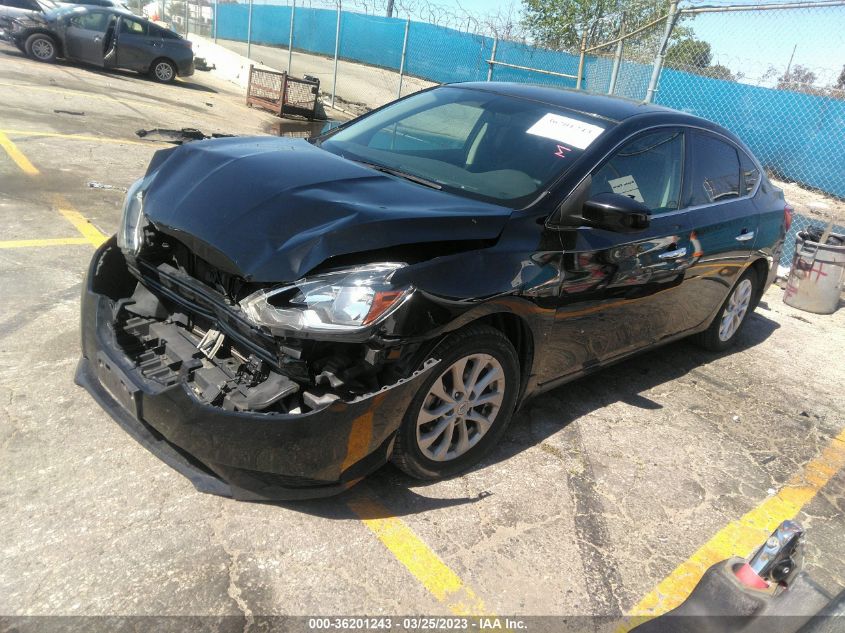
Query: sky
[[419, 0, 844, 86]]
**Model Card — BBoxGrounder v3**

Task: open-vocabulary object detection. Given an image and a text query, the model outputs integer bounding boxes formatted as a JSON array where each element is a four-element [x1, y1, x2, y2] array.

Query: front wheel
[[693, 268, 759, 351], [150, 58, 176, 83], [391, 324, 520, 480], [25, 33, 57, 63]]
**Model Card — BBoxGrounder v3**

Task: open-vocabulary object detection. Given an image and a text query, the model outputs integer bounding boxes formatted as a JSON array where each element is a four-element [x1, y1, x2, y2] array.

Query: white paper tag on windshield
[[526, 113, 604, 150], [608, 175, 644, 203]]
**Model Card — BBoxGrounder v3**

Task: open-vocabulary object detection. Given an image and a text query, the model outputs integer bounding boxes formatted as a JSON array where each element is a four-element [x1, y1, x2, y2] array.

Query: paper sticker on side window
[[608, 175, 644, 203], [526, 113, 604, 150]]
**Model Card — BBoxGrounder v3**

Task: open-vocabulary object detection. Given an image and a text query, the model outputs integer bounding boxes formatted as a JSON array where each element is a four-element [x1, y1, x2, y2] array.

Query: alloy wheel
[[31, 38, 54, 60], [415, 353, 505, 462], [719, 278, 753, 341], [154, 62, 174, 82]]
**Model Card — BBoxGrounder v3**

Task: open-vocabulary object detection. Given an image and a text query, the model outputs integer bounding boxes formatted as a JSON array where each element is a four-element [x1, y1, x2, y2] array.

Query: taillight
[[784, 204, 794, 231]]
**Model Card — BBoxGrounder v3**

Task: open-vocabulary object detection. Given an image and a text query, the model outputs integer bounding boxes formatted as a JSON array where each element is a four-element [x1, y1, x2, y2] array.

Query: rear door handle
[[735, 230, 755, 242], [658, 247, 687, 260]]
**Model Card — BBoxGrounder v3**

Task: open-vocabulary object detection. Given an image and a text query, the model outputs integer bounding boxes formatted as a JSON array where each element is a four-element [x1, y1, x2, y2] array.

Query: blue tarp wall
[[216, 4, 845, 198]]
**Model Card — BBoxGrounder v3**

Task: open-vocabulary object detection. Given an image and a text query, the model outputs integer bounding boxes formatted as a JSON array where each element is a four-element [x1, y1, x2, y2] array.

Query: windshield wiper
[[353, 160, 442, 190]]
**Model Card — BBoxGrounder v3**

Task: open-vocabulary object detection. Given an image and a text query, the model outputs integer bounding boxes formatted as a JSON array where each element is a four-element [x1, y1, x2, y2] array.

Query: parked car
[[56, 0, 129, 8], [76, 83, 791, 500], [8, 5, 192, 82], [0, 0, 56, 41]]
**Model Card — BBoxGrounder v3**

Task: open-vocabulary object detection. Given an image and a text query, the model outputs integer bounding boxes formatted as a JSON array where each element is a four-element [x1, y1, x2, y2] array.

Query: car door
[[537, 127, 695, 382], [113, 15, 152, 70], [64, 10, 109, 65], [671, 129, 760, 333]]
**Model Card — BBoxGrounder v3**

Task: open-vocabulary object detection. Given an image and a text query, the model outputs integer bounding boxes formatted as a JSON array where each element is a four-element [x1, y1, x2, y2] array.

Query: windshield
[[320, 86, 608, 207]]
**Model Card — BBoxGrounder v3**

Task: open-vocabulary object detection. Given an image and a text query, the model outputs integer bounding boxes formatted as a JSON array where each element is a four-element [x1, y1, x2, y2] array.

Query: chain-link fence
[[201, 0, 845, 267]]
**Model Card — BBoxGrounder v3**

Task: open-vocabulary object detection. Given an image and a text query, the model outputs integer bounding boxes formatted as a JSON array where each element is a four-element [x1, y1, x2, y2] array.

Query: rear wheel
[[25, 33, 57, 63], [391, 324, 519, 480], [693, 268, 758, 351], [150, 58, 176, 83]]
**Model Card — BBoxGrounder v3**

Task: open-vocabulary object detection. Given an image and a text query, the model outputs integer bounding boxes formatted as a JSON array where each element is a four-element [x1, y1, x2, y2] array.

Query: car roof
[[449, 82, 680, 124]]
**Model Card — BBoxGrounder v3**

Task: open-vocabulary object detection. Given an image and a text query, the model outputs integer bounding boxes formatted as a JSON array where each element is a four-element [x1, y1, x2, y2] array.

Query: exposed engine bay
[[111, 230, 424, 415]]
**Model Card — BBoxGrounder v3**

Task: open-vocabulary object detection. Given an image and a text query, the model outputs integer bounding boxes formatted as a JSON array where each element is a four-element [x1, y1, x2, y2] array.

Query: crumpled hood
[[142, 137, 513, 282]]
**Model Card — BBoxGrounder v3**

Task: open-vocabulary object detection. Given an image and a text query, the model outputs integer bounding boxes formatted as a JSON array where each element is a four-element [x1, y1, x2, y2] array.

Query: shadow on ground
[[278, 311, 781, 519]]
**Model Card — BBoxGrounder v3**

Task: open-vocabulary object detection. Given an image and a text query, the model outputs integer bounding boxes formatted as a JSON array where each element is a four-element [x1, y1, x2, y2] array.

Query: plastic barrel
[[783, 231, 845, 315]]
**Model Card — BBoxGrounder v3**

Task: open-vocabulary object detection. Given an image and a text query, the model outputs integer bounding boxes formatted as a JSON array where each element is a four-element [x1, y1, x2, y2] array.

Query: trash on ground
[[135, 128, 235, 144], [87, 181, 126, 192]]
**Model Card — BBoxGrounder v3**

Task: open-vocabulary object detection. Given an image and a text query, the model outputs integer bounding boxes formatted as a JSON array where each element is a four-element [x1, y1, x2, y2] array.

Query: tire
[[391, 324, 520, 480], [149, 58, 176, 83], [25, 33, 57, 63], [693, 268, 759, 352]]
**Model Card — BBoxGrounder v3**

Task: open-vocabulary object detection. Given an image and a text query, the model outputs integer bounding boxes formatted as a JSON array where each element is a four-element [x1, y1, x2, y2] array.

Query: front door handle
[[735, 230, 755, 242], [658, 247, 688, 260]]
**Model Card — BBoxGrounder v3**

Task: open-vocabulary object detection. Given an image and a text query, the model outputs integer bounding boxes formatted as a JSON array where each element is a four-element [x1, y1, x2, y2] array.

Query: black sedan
[[76, 83, 791, 500], [8, 5, 192, 82]]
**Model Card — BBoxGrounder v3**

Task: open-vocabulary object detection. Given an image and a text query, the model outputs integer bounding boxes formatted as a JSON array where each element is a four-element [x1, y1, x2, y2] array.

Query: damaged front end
[[76, 234, 438, 500]]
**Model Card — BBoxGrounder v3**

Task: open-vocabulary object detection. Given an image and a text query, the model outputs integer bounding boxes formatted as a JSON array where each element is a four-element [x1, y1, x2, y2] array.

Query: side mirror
[[581, 192, 650, 233]]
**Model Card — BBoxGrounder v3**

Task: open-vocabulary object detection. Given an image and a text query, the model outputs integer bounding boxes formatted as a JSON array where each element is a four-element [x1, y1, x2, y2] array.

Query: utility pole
[[386, 0, 394, 18], [784, 44, 797, 79]]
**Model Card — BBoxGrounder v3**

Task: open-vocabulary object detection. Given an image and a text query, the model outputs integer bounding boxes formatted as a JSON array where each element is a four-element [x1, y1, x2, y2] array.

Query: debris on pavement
[[135, 128, 235, 144]]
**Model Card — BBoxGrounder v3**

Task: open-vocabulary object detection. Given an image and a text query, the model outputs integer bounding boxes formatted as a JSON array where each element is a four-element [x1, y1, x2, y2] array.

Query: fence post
[[246, 0, 253, 59], [575, 29, 587, 89], [645, 0, 679, 103], [213, 0, 217, 41], [331, 2, 341, 108], [397, 18, 410, 99], [608, 17, 625, 95], [287, 0, 295, 73], [487, 37, 497, 81], [184, 0, 188, 36]]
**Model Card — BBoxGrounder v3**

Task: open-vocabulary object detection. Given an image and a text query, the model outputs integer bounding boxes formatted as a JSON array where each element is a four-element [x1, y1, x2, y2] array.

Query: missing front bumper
[[76, 238, 437, 500]]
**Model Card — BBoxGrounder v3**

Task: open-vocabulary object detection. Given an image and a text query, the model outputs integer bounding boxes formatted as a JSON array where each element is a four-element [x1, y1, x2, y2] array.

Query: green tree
[[777, 65, 817, 92], [521, 0, 665, 52], [836, 64, 845, 90], [665, 38, 712, 69]]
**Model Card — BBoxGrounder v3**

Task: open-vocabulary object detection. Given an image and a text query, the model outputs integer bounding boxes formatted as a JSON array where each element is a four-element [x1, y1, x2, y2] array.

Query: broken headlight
[[239, 263, 411, 333], [116, 176, 148, 255]]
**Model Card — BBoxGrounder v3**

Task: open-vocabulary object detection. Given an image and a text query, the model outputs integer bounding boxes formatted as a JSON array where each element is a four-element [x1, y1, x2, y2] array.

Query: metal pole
[[184, 0, 188, 36], [397, 18, 409, 98], [213, 0, 217, 41], [608, 17, 625, 95], [159, 0, 164, 22], [246, 0, 253, 60], [331, 1, 341, 108], [487, 37, 497, 81], [645, 0, 679, 103], [287, 0, 295, 72], [575, 29, 587, 90], [386, 0, 394, 18]]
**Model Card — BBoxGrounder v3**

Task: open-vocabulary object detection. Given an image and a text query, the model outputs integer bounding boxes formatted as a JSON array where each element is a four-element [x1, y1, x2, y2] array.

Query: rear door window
[[4, 0, 40, 9], [686, 131, 742, 206], [120, 17, 147, 35], [589, 129, 684, 214], [69, 11, 108, 31]]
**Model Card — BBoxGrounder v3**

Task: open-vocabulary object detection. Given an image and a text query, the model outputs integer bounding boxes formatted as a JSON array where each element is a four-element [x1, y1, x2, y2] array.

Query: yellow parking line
[[0, 132, 40, 176], [52, 195, 109, 248], [0, 237, 91, 249], [347, 493, 488, 616], [0, 129, 163, 147], [620, 426, 845, 630]]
